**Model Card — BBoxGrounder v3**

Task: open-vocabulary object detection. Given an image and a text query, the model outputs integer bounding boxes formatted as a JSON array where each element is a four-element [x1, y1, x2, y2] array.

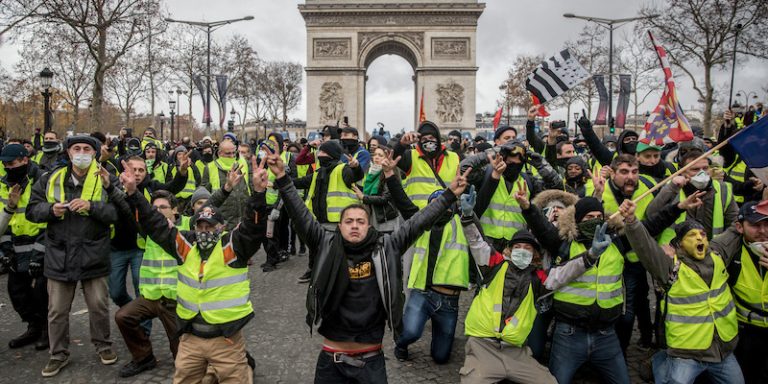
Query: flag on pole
[[525, 49, 591, 103], [419, 87, 427, 123], [640, 31, 693, 145], [530, 94, 550, 117], [492, 105, 503, 129], [729, 115, 768, 186]]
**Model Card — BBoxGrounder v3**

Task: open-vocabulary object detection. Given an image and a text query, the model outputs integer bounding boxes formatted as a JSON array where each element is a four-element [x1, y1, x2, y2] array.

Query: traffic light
[[609, 117, 615, 134]]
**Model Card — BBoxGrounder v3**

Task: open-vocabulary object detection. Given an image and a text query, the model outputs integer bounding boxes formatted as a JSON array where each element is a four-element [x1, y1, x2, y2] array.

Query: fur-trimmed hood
[[532, 189, 578, 210], [557, 203, 625, 241]]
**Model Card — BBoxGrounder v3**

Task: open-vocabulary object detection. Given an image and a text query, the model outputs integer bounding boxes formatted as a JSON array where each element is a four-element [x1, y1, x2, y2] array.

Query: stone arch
[[358, 35, 422, 70]]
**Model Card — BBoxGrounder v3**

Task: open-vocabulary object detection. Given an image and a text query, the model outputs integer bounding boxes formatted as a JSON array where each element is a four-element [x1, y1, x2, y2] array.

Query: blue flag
[[730, 115, 768, 186]]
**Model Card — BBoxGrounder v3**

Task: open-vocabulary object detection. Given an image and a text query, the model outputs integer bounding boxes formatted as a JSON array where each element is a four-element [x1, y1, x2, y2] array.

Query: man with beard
[[201, 139, 253, 231], [649, 149, 739, 244], [711, 200, 768, 384], [393, 121, 460, 210], [0, 144, 48, 351], [293, 140, 363, 281], [622, 203, 743, 384], [38, 130, 65, 172]]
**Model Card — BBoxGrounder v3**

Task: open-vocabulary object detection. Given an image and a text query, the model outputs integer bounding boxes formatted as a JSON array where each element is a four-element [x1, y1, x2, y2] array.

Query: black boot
[[9, 325, 41, 349], [35, 327, 49, 351]]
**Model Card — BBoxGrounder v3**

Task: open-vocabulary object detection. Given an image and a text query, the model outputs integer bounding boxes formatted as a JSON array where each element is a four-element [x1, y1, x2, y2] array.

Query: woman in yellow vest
[[120, 155, 269, 384], [622, 201, 743, 384]]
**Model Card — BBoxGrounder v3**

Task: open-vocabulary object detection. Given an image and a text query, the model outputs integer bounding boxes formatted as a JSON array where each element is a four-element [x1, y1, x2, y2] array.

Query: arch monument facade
[[299, 0, 485, 135]]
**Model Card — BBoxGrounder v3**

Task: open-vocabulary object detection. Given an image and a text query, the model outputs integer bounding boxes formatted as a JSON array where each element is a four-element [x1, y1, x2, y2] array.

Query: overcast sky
[[2, 0, 766, 134]]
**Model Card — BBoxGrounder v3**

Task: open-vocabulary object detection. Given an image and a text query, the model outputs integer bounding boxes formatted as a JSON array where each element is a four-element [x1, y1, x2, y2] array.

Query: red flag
[[640, 31, 693, 145], [530, 94, 550, 117], [492, 106, 503, 129], [419, 87, 427, 123]]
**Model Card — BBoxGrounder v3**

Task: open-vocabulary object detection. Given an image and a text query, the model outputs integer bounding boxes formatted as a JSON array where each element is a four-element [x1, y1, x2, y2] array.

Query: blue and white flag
[[730, 115, 768, 186]]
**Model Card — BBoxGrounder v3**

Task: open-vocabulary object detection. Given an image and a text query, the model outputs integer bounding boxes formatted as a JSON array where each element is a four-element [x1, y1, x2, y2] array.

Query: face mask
[[368, 163, 382, 174], [217, 157, 235, 170], [681, 229, 708, 260], [145, 159, 155, 168], [341, 139, 358, 154], [606, 144, 617, 153], [577, 217, 604, 240], [43, 141, 60, 153], [510, 248, 533, 269], [450, 141, 461, 152], [71, 153, 93, 170], [503, 162, 524, 180], [318, 156, 335, 168], [202, 153, 214, 162], [690, 170, 710, 190], [622, 141, 637, 155], [196, 230, 222, 251], [419, 140, 439, 154], [748, 241, 768, 257], [5, 164, 28, 184]]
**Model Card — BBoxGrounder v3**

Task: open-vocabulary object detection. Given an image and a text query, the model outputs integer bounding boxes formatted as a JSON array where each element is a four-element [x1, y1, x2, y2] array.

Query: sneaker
[[278, 251, 289, 263], [41, 357, 69, 377], [262, 263, 277, 272], [99, 348, 118, 365], [118, 355, 157, 378], [297, 270, 311, 283], [394, 346, 408, 362], [9, 326, 42, 349]]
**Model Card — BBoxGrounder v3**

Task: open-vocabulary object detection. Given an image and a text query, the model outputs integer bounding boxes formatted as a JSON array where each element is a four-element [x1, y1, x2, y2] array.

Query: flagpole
[[608, 129, 750, 220]]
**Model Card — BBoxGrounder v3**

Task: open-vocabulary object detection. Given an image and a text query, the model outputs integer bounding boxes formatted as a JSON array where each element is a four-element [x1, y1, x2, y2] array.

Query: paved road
[[0, 249, 652, 383]]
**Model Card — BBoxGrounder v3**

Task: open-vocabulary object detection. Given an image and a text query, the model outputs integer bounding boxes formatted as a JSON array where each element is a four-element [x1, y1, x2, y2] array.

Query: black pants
[[277, 206, 290, 253], [8, 270, 48, 326], [735, 323, 768, 384], [314, 351, 387, 384]]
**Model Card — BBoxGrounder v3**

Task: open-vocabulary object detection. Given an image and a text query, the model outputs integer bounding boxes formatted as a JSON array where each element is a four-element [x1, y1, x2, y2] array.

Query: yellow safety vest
[[305, 163, 358, 223], [725, 157, 747, 204], [479, 176, 528, 241], [731, 246, 768, 328], [139, 216, 190, 301], [658, 182, 731, 244], [46, 162, 104, 204], [464, 262, 537, 347], [266, 151, 293, 205], [602, 181, 652, 262], [409, 215, 469, 290], [662, 253, 737, 350], [0, 179, 46, 238], [554, 241, 624, 309], [171, 166, 198, 199], [151, 162, 168, 183], [403, 149, 459, 209], [30, 152, 43, 164], [175, 241, 253, 324]]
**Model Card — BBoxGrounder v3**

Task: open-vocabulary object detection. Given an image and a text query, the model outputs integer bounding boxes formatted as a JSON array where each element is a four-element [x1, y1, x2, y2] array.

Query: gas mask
[[419, 140, 439, 154], [196, 230, 222, 251]]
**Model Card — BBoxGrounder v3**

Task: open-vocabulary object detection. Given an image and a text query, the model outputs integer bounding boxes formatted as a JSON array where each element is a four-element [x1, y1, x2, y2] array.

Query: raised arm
[[578, 115, 614, 166]]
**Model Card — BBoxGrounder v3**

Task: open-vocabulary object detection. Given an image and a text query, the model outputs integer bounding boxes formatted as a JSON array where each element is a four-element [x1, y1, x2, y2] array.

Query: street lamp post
[[158, 111, 165, 140], [39, 67, 54, 133], [573, 112, 579, 136], [228, 107, 236, 133], [728, 24, 743, 109], [175, 87, 183, 140], [563, 13, 659, 131], [169, 98, 177, 144], [735, 91, 758, 110], [165, 16, 255, 136]]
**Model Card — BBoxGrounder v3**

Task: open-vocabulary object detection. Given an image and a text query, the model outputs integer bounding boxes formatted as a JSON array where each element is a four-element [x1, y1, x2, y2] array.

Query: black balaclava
[[417, 121, 441, 159], [618, 130, 639, 155]]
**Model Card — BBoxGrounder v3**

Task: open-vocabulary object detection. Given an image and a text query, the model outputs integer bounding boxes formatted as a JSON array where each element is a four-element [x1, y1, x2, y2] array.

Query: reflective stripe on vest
[[659, 182, 731, 244], [175, 241, 253, 324], [409, 215, 469, 290], [480, 176, 529, 241], [725, 158, 747, 203], [554, 241, 624, 309], [732, 246, 768, 327], [139, 216, 190, 301], [602, 182, 652, 262], [304, 163, 358, 223], [46, 162, 105, 204], [662, 253, 737, 350], [403, 149, 459, 209], [464, 262, 537, 346]]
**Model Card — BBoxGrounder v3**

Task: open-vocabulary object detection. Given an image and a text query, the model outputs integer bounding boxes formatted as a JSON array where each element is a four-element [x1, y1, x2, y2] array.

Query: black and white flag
[[525, 49, 591, 103]]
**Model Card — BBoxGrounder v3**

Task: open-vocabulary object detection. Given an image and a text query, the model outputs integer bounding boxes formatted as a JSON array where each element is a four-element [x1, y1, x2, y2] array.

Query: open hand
[[381, 151, 401, 177], [178, 151, 190, 176], [7, 184, 21, 210], [119, 160, 137, 196], [251, 155, 268, 193], [400, 132, 420, 145]]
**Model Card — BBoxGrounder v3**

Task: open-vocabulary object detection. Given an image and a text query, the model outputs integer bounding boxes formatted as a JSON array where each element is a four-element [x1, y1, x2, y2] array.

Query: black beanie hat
[[318, 140, 344, 161], [566, 156, 587, 170], [494, 125, 517, 141], [574, 197, 604, 223], [508, 230, 541, 253], [672, 220, 705, 247], [417, 121, 441, 143]]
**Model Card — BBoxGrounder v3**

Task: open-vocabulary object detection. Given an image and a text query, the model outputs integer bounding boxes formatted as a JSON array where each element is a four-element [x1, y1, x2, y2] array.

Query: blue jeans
[[652, 350, 745, 384], [549, 322, 630, 384], [396, 289, 459, 364], [108, 249, 143, 307], [616, 261, 652, 353]]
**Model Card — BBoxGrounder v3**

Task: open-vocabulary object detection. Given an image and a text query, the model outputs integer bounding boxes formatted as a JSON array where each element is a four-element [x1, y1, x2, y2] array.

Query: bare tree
[[262, 61, 302, 129], [618, 32, 662, 128], [499, 54, 544, 115], [165, 24, 210, 133], [566, 24, 608, 120], [221, 34, 261, 133], [106, 52, 146, 129], [639, 0, 768, 135]]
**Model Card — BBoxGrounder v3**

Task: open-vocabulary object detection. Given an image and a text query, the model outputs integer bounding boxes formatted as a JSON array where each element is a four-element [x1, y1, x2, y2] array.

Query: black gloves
[[28, 260, 43, 278]]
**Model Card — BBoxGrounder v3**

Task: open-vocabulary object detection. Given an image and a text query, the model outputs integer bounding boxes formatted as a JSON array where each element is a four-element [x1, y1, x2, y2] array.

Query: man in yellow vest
[[22, 139, 43, 164], [143, 143, 168, 183], [268, 149, 471, 383], [120, 155, 269, 384], [622, 202, 743, 384], [201, 139, 252, 231], [261, 132, 297, 272], [711, 200, 768, 384], [167, 146, 201, 211], [114, 190, 189, 378], [26, 135, 122, 377], [0, 144, 48, 351]]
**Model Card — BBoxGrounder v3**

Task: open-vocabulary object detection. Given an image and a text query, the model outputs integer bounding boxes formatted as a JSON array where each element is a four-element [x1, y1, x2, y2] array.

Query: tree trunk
[[148, 34, 155, 117], [90, 27, 109, 132], [703, 65, 714, 137]]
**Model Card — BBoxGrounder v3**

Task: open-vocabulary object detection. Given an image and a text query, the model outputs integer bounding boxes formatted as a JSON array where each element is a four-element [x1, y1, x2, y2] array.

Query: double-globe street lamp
[[734, 90, 759, 110], [165, 16, 254, 135], [563, 13, 658, 131], [169, 98, 177, 143], [39, 67, 54, 133]]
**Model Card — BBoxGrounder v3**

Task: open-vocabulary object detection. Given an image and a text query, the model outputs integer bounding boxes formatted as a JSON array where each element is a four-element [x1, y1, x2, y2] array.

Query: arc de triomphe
[[299, 0, 485, 136]]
